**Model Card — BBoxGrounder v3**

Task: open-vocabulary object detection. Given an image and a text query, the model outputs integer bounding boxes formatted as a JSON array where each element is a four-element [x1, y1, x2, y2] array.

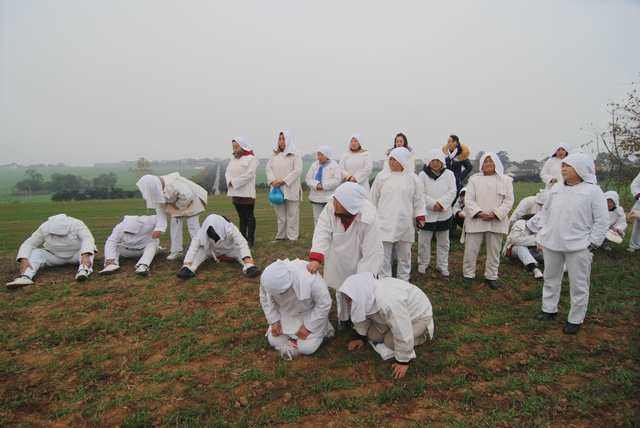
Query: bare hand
[[537, 244, 544, 252], [151, 230, 161, 239], [19, 258, 32, 274], [433, 202, 444, 212], [242, 256, 255, 265], [80, 253, 93, 268], [347, 176, 357, 183], [417, 219, 426, 228], [391, 363, 409, 379], [296, 325, 311, 340], [316, 183, 323, 191], [271, 322, 283, 337], [307, 260, 321, 274], [348, 339, 365, 351]]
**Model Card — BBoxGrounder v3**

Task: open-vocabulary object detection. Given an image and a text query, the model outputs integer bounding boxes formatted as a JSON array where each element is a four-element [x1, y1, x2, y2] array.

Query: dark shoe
[[486, 279, 501, 290], [462, 277, 473, 286], [244, 266, 260, 278], [176, 266, 196, 280], [536, 311, 557, 321], [337, 320, 353, 331], [563, 322, 581, 335]]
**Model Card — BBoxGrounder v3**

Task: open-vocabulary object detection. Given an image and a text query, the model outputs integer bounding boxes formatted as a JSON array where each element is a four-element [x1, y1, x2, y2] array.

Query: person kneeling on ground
[[503, 213, 544, 279], [176, 214, 260, 279], [339, 272, 434, 379], [260, 259, 334, 359], [100, 215, 160, 276], [7, 214, 96, 289]]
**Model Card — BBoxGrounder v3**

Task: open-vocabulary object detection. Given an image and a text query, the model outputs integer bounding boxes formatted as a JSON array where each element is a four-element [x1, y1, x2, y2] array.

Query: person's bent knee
[[297, 338, 322, 355]]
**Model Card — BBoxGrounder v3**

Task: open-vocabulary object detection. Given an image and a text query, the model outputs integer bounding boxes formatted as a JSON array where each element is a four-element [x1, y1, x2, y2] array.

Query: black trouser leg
[[234, 203, 248, 239], [246, 204, 256, 246]]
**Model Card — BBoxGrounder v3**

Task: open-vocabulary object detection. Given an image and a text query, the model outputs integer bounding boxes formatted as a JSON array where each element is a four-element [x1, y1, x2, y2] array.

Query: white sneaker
[[135, 264, 150, 276], [417, 266, 427, 274], [533, 268, 543, 279], [75, 268, 91, 282], [166, 251, 183, 261], [6, 276, 34, 288], [99, 264, 120, 275]]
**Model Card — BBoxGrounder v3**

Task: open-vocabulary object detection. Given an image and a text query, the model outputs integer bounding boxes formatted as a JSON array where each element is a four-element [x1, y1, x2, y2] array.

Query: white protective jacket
[[418, 150, 457, 224], [184, 214, 252, 263], [104, 215, 158, 259], [305, 159, 343, 204], [17, 214, 96, 260], [162, 172, 208, 218], [226, 150, 258, 199], [266, 130, 303, 202]]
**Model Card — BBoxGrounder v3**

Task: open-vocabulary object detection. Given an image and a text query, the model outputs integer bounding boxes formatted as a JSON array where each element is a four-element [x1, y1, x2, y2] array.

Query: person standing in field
[[370, 147, 425, 281], [305, 145, 343, 225], [225, 137, 258, 247], [339, 133, 373, 191], [536, 152, 609, 335], [627, 170, 640, 252], [136, 172, 208, 260], [462, 152, 514, 289], [540, 143, 571, 189], [442, 134, 473, 197], [417, 149, 457, 278], [7, 214, 97, 288], [266, 130, 303, 241], [100, 215, 160, 276]]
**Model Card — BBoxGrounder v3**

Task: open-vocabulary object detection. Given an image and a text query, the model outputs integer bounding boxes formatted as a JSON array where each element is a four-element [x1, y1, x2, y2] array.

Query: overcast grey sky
[[1, 0, 639, 165]]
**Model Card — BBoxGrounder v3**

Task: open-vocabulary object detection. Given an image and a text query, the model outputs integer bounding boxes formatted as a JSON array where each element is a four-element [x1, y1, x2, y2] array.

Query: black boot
[[486, 279, 501, 290], [176, 266, 196, 280], [536, 311, 557, 321], [563, 322, 581, 335]]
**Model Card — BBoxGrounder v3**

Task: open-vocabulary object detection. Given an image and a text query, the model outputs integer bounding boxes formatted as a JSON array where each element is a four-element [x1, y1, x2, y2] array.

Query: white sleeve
[[412, 176, 426, 218], [383, 304, 417, 363], [356, 221, 384, 276], [419, 174, 437, 208], [590, 188, 610, 247], [310, 207, 334, 259], [612, 208, 627, 234], [463, 178, 482, 219], [76, 221, 96, 255], [322, 163, 343, 191], [437, 173, 458, 208], [259, 285, 281, 325], [303, 278, 332, 333], [265, 157, 276, 184], [16, 226, 46, 261], [283, 155, 303, 186], [154, 206, 168, 232], [493, 178, 515, 221], [305, 162, 319, 189], [540, 159, 554, 185], [369, 175, 382, 206], [510, 198, 530, 224], [354, 154, 373, 186], [631, 173, 640, 198]]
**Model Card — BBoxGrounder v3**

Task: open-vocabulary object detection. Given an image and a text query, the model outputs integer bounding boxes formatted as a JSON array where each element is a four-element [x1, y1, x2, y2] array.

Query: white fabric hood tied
[[273, 130, 296, 155], [233, 136, 252, 152], [121, 215, 156, 234], [43, 214, 72, 236], [389, 147, 413, 172], [136, 175, 165, 208], [551, 143, 572, 157], [425, 149, 446, 166], [333, 182, 368, 215], [197, 214, 234, 244], [317, 145, 334, 160], [260, 259, 314, 300], [479, 152, 505, 176], [563, 153, 597, 184], [604, 190, 620, 207], [349, 133, 364, 150], [339, 272, 379, 323], [535, 189, 549, 206]]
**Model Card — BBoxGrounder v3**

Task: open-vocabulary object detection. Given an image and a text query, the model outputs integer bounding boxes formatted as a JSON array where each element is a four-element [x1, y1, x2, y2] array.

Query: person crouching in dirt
[[339, 272, 434, 380], [7, 214, 97, 289], [100, 215, 160, 277], [602, 190, 627, 251], [259, 259, 334, 359], [503, 213, 544, 280], [176, 214, 260, 279]]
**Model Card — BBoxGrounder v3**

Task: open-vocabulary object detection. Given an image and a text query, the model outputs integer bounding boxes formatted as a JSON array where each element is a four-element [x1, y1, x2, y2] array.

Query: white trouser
[[266, 327, 325, 356], [417, 230, 450, 274], [311, 202, 326, 226], [23, 249, 94, 279], [382, 241, 412, 281], [511, 245, 538, 267], [542, 248, 592, 324], [169, 215, 200, 253], [629, 219, 640, 250], [109, 241, 159, 268], [463, 232, 503, 280], [183, 245, 249, 273], [273, 200, 300, 240]]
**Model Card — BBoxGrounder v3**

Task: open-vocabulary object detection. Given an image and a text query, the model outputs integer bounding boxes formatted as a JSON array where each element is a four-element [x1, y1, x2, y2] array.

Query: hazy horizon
[[2, 0, 639, 166]]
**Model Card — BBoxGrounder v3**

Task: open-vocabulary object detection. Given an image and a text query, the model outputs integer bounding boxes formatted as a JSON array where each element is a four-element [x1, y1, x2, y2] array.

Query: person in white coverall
[[417, 149, 457, 277], [536, 152, 609, 335], [136, 172, 208, 260], [339, 134, 373, 191], [370, 147, 426, 281], [540, 143, 571, 189], [339, 272, 434, 379], [260, 259, 334, 359], [462, 152, 514, 289], [266, 130, 303, 241], [509, 189, 548, 225], [7, 214, 96, 288], [305, 145, 343, 225], [602, 190, 627, 249], [629, 171, 640, 252], [503, 213, 544, 279], [100, 215, 160, 276], [176, 214, 260, 279], [307, 182, 384, 325]]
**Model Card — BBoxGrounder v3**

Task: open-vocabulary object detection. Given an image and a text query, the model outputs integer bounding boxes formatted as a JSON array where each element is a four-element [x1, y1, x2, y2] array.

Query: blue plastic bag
[[268, 187, 285, 205]]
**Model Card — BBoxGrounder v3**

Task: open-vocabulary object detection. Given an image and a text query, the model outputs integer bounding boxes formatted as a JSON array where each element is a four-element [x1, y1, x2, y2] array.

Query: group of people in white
[[7, 131, 640, 379]]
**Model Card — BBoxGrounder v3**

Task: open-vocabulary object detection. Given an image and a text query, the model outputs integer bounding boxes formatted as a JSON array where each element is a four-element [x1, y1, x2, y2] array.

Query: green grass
[[0, 185, 638, 426]]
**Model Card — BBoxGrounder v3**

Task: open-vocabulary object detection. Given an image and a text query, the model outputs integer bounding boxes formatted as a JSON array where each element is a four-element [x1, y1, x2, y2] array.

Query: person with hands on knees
[[339, 272, 434, 379], [7, 214, 97, 289], [536, 153, 609, 335], [176, 214, 260, 280], [370, 147, 426, 280], [462, 152, 514, 289], [260, 259, 334, 360]]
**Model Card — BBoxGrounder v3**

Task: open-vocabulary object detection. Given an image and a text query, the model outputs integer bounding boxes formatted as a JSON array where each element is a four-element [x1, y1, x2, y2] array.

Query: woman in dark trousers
[[225, 138, 258, 246]]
